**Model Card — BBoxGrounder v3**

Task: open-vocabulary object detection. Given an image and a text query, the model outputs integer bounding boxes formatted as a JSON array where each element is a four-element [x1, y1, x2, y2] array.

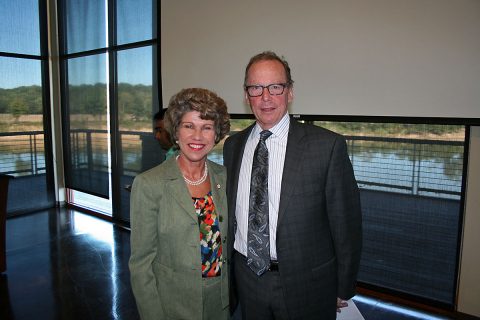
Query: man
[[153, 108, 175, 160], [223, 51, 362, 320], [126, 109, 175, 192]]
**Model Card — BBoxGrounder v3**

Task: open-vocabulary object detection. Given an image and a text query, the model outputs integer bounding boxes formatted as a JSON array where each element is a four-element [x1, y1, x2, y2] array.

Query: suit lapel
[[209, 161, 228, 234], [277, 120, 306, 226], [162, 157, 198, 222], [227, 125, 254, 212], [164, 158, 229, 224], [228, 121, 304, 228]]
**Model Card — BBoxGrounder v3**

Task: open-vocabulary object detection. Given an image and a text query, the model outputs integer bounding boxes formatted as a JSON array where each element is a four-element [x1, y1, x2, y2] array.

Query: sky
[[0, 0, 154, 89]]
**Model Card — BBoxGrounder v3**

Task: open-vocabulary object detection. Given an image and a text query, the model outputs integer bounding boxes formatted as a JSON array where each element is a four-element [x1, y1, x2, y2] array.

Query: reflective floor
[[0, 207, 469, 320], [2, 208, 138, 320]]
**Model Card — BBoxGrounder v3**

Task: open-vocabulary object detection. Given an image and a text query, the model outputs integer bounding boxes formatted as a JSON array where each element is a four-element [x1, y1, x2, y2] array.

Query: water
[[1, 145, 462, 200], [0, 152, 46, 175]]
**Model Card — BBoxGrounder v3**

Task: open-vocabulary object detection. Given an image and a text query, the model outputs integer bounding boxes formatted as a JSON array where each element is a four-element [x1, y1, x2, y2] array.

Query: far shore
[[0, 113, 465, 141]]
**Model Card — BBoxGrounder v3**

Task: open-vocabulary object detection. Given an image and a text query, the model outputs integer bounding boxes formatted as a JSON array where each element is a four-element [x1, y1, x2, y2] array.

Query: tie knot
[[259, 130, 272, 142]]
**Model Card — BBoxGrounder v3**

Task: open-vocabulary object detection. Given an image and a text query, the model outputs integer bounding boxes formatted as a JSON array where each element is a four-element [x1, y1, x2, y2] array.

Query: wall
[[458, 127, 480, 316], [47, 0, 66, 204]]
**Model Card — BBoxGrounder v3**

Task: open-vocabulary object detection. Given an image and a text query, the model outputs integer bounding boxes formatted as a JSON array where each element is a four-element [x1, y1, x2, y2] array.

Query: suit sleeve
[[325, 136, 362, 299], [129, 174, 165, 319]]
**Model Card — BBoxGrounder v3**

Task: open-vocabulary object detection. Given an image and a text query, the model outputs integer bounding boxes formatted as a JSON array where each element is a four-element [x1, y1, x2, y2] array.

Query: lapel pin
[[216, 184, 221, 189]]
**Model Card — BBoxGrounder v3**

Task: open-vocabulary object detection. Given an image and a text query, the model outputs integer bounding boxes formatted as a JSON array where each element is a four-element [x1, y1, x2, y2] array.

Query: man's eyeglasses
[[245, 83, 289, 97]]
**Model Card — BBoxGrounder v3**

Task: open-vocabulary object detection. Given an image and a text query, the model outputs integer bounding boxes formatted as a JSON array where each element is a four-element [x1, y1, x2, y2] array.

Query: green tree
[[10, 97, 29, 121], [0, 89, 8, 113], [119, 91, 134, 120]]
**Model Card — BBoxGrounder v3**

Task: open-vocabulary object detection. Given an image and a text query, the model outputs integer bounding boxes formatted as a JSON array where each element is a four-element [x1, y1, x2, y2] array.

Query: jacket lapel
[[227, 123, 255, 218], [163, 156, 229, 224], [209, 161, 228, 238], [227, 125, 254, 212], [277, 120, 305, 226], [162, 156, 198, 222]]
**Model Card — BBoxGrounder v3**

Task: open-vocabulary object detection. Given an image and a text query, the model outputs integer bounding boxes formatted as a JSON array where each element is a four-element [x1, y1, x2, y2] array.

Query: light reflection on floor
[[354, 295, 450, 320]]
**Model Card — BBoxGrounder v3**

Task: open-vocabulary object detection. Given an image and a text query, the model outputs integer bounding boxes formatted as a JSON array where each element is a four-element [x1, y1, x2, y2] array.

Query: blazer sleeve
[[129, 174, 165, 320], [325, 135, 362, 299]]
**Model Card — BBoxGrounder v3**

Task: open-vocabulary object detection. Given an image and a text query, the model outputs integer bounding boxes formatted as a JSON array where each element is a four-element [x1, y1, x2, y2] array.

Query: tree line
[[0, 83, 153, 120], [1, 84, 464, 136]]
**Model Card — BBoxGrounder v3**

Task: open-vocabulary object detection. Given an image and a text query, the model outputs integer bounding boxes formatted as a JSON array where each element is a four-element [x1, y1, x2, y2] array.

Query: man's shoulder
[[225, 125, 253, 145], [292, 120, 345, 141]]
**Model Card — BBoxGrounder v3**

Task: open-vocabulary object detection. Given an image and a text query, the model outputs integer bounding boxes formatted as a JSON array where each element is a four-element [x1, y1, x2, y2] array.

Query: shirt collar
[[252, 112, 290, 140]]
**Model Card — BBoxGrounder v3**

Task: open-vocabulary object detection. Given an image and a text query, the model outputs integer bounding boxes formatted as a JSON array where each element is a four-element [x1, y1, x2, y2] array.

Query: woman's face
[[177, 111, 216, 164]]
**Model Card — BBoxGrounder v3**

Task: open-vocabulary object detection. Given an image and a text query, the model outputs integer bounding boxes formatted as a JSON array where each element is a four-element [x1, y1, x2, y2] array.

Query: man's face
[[245, 60, 293, 130], [154, 119, 173, 150]]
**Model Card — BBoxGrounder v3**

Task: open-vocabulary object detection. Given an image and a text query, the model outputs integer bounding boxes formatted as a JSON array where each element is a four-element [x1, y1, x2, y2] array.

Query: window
[[59, 0, 159, 221], [315, 121, 464, 307], [0, 0, 55, 216]]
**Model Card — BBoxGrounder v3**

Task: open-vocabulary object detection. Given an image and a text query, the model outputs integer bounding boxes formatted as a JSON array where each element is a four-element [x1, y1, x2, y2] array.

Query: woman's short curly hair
[[164, 88, 230, 147]]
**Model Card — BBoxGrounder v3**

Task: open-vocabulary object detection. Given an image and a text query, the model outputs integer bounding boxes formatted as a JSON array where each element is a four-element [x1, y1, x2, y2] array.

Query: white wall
[[458, 127, 480, 316], [47, 0, 66, 204], [161, 0, 480, 118], [161, 1, 480, 316]]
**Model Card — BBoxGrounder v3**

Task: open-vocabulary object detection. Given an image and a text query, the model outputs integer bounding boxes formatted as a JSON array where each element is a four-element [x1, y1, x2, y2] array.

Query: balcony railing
[[0, 130, 464, 199], [0, 131, 46, 176], [345, 135, 464, 199]]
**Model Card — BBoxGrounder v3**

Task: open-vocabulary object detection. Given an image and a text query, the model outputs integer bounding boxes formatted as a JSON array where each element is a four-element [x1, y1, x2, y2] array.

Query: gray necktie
[[247, 130, 273, 275]]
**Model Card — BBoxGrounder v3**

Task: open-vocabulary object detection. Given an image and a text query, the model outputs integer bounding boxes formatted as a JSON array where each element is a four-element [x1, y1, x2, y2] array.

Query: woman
[[129, 88, 230, 320]]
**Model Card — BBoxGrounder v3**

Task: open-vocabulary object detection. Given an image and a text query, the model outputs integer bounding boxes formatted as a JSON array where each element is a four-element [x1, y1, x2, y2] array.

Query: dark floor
[[0, 207, 465, 320]]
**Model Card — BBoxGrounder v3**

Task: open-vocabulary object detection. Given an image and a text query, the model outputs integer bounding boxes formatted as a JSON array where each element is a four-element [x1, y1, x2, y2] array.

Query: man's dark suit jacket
[[223, 119, 362, 319]]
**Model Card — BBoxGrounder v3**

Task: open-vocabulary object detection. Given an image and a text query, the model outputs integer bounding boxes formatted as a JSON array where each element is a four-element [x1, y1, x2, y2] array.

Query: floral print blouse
[[192, 191, 223, 277]]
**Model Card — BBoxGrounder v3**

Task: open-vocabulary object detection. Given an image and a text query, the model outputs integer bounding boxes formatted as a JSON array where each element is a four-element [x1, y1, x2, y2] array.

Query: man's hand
[[336, 298, 348, 313]]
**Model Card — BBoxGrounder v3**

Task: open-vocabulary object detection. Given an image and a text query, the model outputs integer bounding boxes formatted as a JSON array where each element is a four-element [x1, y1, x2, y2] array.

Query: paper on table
[[337, 299, 365, 320]]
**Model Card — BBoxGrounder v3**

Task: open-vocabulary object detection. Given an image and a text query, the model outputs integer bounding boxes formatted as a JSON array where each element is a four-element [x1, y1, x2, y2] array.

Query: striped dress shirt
[[234, 113, 290, 260]]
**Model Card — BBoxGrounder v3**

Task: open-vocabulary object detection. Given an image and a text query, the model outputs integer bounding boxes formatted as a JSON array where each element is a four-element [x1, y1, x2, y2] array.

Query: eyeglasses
[[245, 83, 289, 97]]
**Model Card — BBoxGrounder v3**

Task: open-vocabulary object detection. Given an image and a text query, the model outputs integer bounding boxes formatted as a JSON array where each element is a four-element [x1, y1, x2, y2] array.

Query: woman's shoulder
[[207, 159, 226, 174], [135, 157, 179, 182]]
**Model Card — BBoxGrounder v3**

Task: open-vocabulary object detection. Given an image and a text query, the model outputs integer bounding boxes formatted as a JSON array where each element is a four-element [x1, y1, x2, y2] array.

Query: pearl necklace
[[176, 155, 209, 186]]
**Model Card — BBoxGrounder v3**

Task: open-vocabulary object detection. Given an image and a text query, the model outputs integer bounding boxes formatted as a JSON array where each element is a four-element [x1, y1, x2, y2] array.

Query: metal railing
[[69, 129, 110, 173], [0, 130, 465, 199], [345, 135, 464, 199], [0, 131, 46, 176]]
